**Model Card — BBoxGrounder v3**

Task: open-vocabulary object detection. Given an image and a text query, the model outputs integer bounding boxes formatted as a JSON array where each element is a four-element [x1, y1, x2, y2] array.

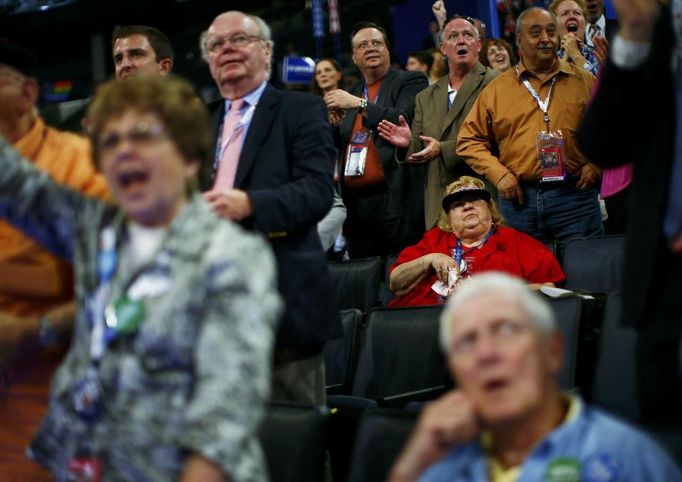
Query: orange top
[[344, 80, 386, 189], [0, 117, 109, 316]]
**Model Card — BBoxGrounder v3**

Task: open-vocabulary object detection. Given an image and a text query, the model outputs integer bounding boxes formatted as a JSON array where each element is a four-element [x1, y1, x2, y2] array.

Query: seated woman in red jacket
[[388, 177, 564, 307]]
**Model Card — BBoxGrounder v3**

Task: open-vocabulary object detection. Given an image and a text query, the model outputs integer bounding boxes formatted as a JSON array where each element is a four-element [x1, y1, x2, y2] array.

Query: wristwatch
[[357, 98, 368, 114]]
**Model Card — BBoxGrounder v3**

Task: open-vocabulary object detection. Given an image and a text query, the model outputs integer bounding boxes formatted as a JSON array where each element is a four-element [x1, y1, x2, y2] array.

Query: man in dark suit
[[324, 22, 428, 258], [578, 0, 681, 424], [199, 11, 340, 405], [585, 0, 619, 45]]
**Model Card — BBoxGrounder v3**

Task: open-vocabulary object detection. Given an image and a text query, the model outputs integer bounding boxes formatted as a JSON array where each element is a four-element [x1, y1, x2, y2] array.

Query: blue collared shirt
[[419, 397, 682, 482]]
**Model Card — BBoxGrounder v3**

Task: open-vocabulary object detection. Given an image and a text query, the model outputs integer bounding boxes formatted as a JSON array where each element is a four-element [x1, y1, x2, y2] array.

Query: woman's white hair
[[439, 272, 557, 354]]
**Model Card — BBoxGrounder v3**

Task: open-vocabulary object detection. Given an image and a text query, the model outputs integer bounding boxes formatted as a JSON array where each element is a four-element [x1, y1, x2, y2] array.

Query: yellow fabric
[[0, 117, 108, 316], [457, 59, 595, 186], [483, 394, 581, 482]]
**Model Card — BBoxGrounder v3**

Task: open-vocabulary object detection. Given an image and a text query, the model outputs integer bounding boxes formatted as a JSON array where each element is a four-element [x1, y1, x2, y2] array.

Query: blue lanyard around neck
[[451, 226, 495, 265]]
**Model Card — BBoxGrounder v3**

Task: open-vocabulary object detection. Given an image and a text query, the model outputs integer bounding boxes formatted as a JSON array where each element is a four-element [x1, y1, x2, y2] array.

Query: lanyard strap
[[90, 226, 118, 362], [362, 84, 380, 104], [519, 72, 557, 131], [451, 226, 495, 264]]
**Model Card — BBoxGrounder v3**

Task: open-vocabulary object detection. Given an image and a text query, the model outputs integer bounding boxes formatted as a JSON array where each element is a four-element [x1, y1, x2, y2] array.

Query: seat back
[[381, 254, 399, 306], [562, 235, 625, 292], [347, 410, 418, 482], [328, 257, 383, 312], [352, 305, 448, 400], [592, 292, 640, 422], [546, 296, 582, 389], [258, 403, 328, 482], [323, 309, 363, 394]]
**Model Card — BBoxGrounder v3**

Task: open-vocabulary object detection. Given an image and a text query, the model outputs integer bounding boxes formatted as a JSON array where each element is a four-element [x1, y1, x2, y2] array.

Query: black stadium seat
[[347, 410, 418, 482], [323, 309, 363, 394], [258, 403, 328, 482], [349, 305, 450, 403], [381, 254, 399, 306], [328, 257, 383, 312], [562, 235, 625, 293], [592, 292, 639, 422], [546, 296, 583, 390]]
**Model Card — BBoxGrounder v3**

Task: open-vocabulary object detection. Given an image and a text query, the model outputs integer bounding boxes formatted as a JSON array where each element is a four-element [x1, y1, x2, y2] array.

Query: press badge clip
[[345, 128, 372, 177], [537, 129, 567, 182]]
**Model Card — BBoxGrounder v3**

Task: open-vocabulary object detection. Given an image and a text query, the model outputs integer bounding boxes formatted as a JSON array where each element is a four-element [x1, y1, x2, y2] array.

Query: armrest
[[378, 385, 448, 408]]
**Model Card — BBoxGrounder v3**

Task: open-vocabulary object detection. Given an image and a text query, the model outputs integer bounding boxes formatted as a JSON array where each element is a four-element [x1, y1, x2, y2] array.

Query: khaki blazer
[[399, 63, 498, 228]]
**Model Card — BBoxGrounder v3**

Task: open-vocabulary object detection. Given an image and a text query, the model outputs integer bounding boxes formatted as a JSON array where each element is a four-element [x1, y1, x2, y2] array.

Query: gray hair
[[439, 272, 557, 355], [439, 17, 480, 44], [200, 11, 275, 62], [515, 7, 556, 35]]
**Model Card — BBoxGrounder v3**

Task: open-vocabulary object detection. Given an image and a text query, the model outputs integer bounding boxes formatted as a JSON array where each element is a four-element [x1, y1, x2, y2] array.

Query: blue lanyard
[[90, 226, 119, 362], [362, 84, 380, 104], [451, 226, 495, 265]]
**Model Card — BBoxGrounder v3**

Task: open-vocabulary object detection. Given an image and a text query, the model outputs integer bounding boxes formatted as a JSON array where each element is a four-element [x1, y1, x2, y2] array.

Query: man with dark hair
[[406, 51, 433, 77], [324, 21, 428, 258], [112, 25, 173, 80], [584, 0, 618, 46]]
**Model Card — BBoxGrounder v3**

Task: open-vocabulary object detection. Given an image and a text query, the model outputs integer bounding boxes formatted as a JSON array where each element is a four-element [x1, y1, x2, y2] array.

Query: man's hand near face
[[389, 390, 481, 482]]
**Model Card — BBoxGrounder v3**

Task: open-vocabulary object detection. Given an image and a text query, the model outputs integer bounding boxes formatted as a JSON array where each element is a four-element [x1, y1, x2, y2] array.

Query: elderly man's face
[[113, 34, 170, 80], [205, 12, 271, 96], [97, 109, 197, 227], [440, 18, 481, 71], [517, 9, 559, 69], [446, 291, 562, 426], [555, 0, 587, 39]]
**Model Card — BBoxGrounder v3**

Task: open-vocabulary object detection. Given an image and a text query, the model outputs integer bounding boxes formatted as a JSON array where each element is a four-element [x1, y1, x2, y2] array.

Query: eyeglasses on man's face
[[205, 34, 262, 53], [97, 122, 168, 153], [353, 40, 386, 51]]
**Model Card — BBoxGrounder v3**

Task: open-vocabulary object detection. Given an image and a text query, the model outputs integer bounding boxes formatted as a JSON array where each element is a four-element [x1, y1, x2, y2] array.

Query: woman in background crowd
[[479, 38, 515, 72]]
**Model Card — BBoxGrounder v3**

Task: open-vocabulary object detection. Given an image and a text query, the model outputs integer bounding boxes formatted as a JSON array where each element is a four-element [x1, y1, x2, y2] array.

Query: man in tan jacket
[[378, 15, 497, 229]]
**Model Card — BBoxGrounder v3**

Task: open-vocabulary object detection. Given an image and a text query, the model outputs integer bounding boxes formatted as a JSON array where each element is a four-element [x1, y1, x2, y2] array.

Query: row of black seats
[[263, 293, 680, 482], [328, 234, 626, 312], [323, 295, 595, 405]]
